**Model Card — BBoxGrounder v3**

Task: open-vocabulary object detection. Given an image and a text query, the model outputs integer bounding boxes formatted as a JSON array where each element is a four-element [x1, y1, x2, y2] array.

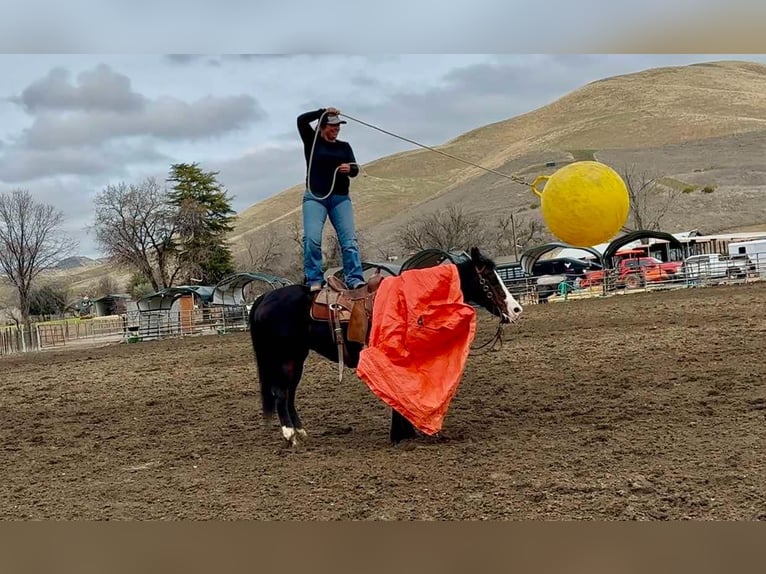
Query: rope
[[340, 112, 532, 187], [304, 110, 366, 201], [304, 109, 532, 202], [305, 110, 331, 200]]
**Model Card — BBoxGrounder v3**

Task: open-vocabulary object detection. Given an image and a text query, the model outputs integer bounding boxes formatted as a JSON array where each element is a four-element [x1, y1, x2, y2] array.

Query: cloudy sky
[[1, 53, 765, 258]]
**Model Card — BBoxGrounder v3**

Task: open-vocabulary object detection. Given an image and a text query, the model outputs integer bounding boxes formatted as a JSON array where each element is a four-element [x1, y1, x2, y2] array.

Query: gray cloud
[[20, 94, 261, 149], [164, 54, 313, 68], [5, 64, 265, 152], [164, 54, 204, 65], [11, 65, 145, 113], [0, 140, 169, 183], [209, 143, 305, 211]]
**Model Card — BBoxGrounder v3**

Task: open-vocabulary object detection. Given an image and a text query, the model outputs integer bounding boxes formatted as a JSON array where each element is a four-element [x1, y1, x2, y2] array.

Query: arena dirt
[[2, 282, 765, 520]]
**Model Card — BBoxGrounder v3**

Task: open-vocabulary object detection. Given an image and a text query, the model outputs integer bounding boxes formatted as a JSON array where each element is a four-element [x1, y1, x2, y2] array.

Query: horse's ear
[[470, 246, 481, 262]]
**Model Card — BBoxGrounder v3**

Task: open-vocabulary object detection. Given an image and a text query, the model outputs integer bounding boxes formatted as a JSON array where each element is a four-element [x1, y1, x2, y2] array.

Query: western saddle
[[309, 270, 385, 378]]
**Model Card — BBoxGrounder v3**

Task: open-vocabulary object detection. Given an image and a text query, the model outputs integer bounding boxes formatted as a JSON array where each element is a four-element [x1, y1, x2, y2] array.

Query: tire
[[624, 274, 643, 289]]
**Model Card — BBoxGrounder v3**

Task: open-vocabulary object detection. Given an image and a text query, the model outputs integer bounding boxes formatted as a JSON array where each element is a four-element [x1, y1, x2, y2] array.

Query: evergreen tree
[[166, 163, 236, 284]]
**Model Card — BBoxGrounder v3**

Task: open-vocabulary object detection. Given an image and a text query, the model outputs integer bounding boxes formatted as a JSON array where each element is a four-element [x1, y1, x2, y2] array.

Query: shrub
[[701, 185, 716, 194]]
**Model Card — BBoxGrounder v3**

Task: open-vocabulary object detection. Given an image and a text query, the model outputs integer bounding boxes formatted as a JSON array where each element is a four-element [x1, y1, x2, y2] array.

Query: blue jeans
[[302, 191, 365, 288]]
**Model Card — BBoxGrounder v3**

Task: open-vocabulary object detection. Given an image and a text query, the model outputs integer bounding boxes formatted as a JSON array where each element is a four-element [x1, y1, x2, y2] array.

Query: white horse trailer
[[728, 239, 766, 275]]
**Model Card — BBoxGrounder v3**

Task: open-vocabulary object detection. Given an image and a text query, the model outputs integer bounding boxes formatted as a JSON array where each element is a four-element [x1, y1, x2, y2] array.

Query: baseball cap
[[321, 114, 347, 126]]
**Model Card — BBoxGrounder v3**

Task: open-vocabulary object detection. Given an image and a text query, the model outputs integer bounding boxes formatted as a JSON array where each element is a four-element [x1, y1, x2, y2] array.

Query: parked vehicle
[[727, 240, 763, 274], [580, 256, 682, 289], [681, 253, 747, 280], [730, 254, 757, 274], [531, 257, 602, 279], [497, 257, 602, 301], [728, 239, 766, 261]]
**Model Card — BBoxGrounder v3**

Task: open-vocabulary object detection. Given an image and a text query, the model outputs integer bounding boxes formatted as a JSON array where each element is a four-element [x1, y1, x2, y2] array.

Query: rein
[[469, 320, 504, 354]]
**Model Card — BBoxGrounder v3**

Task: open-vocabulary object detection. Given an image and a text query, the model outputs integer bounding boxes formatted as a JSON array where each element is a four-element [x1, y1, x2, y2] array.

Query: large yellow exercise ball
[[531, 161, 629, 247]]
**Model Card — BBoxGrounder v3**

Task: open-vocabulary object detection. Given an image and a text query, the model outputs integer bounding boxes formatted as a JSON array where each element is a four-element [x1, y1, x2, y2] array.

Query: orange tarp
[[356, 265, 477, 435]]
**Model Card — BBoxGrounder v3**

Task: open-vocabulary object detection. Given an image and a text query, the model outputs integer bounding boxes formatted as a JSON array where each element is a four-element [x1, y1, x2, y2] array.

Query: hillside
[[54, 256, 99, 271], [29, 59, 766, 293]]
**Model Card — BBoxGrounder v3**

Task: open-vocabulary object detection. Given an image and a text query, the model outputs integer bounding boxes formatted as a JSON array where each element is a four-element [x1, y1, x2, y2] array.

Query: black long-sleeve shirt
[[297, 108, 359, 196]]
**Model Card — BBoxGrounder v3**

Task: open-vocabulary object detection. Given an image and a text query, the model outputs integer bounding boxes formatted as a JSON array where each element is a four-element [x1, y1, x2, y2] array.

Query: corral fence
[[597, 251, 766, 295], [0, 305, 251, 356], [501, 251, 766, 304], [4, 252, 765, 356]]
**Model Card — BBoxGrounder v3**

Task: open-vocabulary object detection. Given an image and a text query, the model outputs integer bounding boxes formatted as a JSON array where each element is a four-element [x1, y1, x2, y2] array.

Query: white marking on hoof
[[296, 428, 308, 439], [281, 426, 297, 445]]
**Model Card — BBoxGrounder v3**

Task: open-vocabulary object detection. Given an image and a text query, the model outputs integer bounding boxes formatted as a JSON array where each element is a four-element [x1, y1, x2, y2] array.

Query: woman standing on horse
[[297, 107, 366, 292]]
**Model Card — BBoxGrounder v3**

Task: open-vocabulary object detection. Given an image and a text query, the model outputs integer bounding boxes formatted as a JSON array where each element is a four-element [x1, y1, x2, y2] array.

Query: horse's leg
[[390, 409, 417, 444], [272, 383, 297, 446], [274, 356, 309, 447], [287, 360, 307, 440], [273, 360, 297, 446]]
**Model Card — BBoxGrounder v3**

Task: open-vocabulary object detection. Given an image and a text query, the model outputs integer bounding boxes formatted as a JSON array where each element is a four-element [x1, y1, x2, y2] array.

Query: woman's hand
[[337, 163, 351, 174]]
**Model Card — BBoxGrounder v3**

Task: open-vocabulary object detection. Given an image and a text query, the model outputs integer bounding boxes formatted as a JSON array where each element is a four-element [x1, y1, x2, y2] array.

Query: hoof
[[281, 426, 299, 446]]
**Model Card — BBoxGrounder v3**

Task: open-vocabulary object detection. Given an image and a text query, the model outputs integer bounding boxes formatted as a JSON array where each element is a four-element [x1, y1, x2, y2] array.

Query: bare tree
[[621, 164, 681, 232], [367, 236, 400, 262], [264, 217, 299, 279], [286, 216, 304, 254], [92, 178, 181, 292], [493, 213, 551, 259], [238, 230, 282, 272], [397, 204, 488, 253], [96, 275, 120, 297], [0, 189, 75, 326]]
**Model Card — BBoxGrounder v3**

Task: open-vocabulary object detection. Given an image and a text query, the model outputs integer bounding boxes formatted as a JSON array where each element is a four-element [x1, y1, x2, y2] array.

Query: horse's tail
[[247, 292, 265, 349], [248, 293, 275, 417]]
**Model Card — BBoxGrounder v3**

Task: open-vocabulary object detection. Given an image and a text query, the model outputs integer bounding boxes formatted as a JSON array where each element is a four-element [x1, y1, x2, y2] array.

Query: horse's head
[[458, 247, 523, 324]]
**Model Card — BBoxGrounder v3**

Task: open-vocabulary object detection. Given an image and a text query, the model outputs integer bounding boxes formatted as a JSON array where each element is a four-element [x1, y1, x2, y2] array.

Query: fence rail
[[0, 305, 251, 357], [502, 251, 766, 305]]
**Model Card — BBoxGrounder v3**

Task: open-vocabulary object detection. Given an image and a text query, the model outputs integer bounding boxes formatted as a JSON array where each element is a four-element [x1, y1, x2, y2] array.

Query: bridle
[[469, 264, 509, 354]]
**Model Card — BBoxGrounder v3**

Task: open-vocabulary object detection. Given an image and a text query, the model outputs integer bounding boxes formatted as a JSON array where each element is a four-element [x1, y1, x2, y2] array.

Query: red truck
[[580, 251, 683, 289]]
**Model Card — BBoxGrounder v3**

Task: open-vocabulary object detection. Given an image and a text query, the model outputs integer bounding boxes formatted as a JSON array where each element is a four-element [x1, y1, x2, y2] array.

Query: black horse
[[248, 247, 523, 446]]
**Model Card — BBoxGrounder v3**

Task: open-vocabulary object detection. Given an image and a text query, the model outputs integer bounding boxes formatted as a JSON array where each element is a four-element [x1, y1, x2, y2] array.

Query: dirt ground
[[2, 282, 765, 520]]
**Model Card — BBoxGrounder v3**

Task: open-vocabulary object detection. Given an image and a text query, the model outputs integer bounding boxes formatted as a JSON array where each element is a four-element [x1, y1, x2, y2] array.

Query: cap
[[321, 114, 347, 126]]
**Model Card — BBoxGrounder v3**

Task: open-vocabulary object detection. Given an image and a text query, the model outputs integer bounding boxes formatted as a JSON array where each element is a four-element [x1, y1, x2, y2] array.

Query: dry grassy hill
[[24, 59, 766, 296]]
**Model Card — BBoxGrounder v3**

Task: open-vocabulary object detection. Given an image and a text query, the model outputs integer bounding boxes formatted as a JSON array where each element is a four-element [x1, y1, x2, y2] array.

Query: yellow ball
[[532, 161, 629, 247]]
